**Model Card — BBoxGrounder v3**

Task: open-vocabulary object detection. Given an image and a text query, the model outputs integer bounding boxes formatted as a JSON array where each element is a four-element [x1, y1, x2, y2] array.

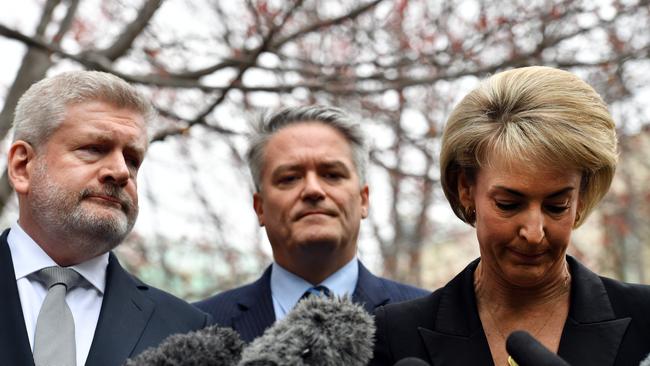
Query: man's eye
[[278, 175, 299, 184], [126, 157, 141, 169], [495, 201, 519, 211], [80, 145, 104, 154], [324, 172, 343, 180]]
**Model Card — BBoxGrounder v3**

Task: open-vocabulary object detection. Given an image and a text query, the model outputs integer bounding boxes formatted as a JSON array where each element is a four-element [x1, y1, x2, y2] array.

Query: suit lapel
[[0, 229, 35, 366], [418, 259, 493, 365], [232, 266, 276, 342], [557, 256, 631, 365], [85, 253, 154, 366], [352, 261, 390, 313]]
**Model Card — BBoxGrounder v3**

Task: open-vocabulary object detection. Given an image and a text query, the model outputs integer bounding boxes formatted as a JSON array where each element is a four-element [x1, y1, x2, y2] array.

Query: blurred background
[[1, 0, 648, 301]]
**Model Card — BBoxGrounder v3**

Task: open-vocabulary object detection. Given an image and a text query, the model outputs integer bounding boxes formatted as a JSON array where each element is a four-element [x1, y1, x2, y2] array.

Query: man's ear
[[360, 184, 369, 219], [8, 141, 36, 194], [458, 170, 474, 209], [253, 192, 265, 226]]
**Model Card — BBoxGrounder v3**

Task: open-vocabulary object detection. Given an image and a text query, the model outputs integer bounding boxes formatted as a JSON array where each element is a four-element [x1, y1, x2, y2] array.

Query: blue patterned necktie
[[301, 285, 331, 300]]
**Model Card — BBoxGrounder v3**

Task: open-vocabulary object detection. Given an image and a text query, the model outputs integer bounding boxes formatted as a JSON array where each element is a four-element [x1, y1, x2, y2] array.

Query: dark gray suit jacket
[[0, 229, 210, 366], [194, 260, 429, 342], [371, 256, 650, 366]]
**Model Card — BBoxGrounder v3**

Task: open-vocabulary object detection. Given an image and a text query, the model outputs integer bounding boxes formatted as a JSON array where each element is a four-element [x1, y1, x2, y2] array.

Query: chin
[[295, 235, 341, 251], [504, 267, 550, 288]]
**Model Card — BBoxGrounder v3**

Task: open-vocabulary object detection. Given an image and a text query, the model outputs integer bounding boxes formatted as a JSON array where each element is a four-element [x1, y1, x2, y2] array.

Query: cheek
[[546, 219, 574, 248], [475, 207, 517, 249]]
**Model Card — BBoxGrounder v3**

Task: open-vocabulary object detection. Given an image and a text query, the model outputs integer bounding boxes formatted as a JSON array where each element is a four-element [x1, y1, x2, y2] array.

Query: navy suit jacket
[[0, 229, 210, 366], [371, 256, 650, 366], [194, 260, 429, 342]]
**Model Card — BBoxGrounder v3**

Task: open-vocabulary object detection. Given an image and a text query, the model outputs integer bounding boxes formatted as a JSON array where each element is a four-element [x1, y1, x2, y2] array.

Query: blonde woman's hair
[[440, 66, 617, 227]]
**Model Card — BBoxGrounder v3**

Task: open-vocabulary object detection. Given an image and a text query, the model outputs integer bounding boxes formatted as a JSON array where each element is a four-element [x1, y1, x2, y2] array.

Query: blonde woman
[[371, 66, 650, 366]]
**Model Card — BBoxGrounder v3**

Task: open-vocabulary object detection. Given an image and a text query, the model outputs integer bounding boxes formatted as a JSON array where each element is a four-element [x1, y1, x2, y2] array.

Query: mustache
[[80, 185, 134, 214]]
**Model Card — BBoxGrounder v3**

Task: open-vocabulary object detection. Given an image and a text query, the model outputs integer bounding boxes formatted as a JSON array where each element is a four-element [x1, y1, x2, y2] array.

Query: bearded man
[[0, 71, 209, 366]]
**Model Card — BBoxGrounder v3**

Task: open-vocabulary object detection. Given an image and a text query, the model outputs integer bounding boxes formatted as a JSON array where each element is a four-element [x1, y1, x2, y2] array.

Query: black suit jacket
[[194, 260, 429, 342], [371, 256, 650, 366], [0, 229, 210, 366]]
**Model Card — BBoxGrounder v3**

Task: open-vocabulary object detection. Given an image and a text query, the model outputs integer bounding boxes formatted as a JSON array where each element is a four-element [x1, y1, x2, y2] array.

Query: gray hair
[[247, 105, 369, 191], [13, 70, 155, 148]]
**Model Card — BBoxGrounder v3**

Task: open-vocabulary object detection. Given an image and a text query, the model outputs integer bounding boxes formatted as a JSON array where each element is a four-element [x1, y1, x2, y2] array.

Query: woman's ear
[[458, 170, 474, 209], [8, 141, 36, 194]]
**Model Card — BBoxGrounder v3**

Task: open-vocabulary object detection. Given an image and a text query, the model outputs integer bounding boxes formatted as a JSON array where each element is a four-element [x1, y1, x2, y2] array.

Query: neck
[[474, 259, 571, 310], [276, 251, 354, 285]]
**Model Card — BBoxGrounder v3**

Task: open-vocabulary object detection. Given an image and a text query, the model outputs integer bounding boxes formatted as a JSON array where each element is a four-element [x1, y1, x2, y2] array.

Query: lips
[[508, 248, 546, 262], [294, 209, 336, 221], [86, 195, 124, 207]]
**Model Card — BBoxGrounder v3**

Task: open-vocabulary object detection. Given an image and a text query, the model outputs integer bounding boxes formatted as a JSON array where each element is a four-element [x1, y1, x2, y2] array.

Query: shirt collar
[[7, 221, 109, 294], [270, 256, 359, 316]]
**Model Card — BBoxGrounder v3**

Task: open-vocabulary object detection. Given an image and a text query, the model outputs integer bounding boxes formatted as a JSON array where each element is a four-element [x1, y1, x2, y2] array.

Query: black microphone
[[125, 325, 244, 365], [238, 295, 375, 366], [393, 357, 431, 365], [506, 330, 570, 366]]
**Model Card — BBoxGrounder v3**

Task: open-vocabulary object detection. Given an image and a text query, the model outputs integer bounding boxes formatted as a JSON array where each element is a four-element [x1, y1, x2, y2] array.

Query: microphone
[[640, 353, 650, 366], [506, 330, 570, 366], [238, 295, 375, 366], [394, 357, 431, 365], [125, 325, 244, 365]]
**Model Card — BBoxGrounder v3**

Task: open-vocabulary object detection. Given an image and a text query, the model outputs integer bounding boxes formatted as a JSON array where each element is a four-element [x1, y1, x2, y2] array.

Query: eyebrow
[[493, 186, 576, 198], [270, 160, 351, 175]]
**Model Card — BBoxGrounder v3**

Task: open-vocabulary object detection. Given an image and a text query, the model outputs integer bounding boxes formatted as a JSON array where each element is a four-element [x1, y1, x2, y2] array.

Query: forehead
[[58, 101, 148, 146], [262, 122, 354, 169], [476, 158, 582, 194]]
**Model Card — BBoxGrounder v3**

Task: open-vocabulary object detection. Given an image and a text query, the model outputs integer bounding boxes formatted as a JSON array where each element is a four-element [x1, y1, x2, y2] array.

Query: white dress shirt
[[270, 256, 359, 321], [8, 221, 108, 366]]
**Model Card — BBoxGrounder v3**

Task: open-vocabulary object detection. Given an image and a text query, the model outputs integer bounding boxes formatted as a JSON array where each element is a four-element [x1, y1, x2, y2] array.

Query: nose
[[98, 152, 130, 187], [518, 207, 545, 244], [300, 172, 325, 202]]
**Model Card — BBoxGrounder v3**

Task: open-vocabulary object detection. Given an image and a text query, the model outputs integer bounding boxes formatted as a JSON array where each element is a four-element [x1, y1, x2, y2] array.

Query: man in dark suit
[[195, 105, 427, 342], [0, 71, 209, 366]]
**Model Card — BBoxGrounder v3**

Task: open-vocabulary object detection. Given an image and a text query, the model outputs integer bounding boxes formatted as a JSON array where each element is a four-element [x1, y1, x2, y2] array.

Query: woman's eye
[[495, 201, 519, 211], [546, 204, 570, 214]]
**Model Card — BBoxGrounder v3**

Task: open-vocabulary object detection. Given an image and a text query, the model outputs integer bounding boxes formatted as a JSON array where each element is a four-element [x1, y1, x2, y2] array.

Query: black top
[[371, 256, 650, 366]]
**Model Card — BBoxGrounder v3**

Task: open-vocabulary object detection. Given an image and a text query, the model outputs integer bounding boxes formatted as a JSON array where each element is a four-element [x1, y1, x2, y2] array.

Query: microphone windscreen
[[505, 330, 570, 366], [640, 352, 650, 366], [238, 295, 375, 366], [393, 357, 431, 365], [125, 325, 244, 366]]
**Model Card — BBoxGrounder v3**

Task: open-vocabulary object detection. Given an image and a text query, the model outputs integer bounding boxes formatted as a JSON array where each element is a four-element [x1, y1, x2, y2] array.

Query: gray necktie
[[32, 266, 83, 366]]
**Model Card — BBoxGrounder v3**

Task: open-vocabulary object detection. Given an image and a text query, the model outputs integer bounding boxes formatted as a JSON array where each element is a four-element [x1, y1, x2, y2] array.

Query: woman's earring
[[465, 206, 476, 222]]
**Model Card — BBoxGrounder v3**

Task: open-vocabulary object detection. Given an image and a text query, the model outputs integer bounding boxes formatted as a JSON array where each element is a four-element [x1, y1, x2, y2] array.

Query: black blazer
[[371, 256, 650, 366], [0, 229, 211, 366], [194, 260, 429, 342]]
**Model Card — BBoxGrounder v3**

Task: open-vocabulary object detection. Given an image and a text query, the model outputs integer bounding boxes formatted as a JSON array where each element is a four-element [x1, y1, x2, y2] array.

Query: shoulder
[[600, 275, 650, 317], [193, 269, 270, 324], [375, 276, 430, 301], [107, 255, 209, 329], [357, 262, 429, 302], [123, 271, 210, 329], [371, 293, 440, 365], [377, 289, 440, 325], [194, 280, 261, 311]]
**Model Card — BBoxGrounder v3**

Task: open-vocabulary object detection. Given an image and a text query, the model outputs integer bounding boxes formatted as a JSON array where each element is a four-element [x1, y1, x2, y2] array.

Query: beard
[[29, 161, 138, 257]]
